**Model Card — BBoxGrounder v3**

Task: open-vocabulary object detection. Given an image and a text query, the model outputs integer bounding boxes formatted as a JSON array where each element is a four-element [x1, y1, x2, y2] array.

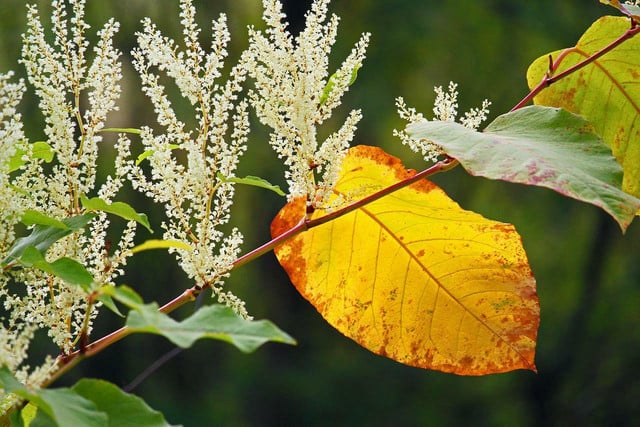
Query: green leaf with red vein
[[407, 106, 640, 231], [526, 16, 640, 197]]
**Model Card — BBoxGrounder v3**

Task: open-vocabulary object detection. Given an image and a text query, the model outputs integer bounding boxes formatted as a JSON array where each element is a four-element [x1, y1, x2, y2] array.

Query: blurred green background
[[2, 0, 639, 425]]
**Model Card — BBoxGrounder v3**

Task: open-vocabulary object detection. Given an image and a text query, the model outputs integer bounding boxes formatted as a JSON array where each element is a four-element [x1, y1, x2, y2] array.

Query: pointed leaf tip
[[81, 196, 152, 232]]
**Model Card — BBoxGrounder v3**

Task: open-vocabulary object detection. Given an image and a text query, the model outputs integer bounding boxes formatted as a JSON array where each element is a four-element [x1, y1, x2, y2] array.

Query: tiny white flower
[[1, 0, 132, 398], [395, 82, 491, 162], [245, 0, 370, 208], [131, 0, 249, 315]]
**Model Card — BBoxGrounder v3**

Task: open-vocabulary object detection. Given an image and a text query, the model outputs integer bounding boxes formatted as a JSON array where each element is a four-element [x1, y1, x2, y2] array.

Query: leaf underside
[[103, 286, 296, 353], [271, 145, 539, 375], [0, 367, 174, 427], [527, 16, 640, 197], [600, 0, 640, 21], [125, 304, 296, 353], [407, 106, 640, 231]]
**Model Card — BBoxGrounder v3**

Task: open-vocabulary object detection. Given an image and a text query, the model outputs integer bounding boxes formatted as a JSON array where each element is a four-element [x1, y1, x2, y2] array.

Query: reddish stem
[[233, 217, 308, 270], [307, 157, 458, 228], [45, 288, 200, 387], [510, 20, 640, 112], [46, 157, 456, 387]]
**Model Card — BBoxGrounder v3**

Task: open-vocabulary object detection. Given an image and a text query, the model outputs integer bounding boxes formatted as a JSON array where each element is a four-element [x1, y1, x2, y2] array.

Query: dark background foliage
[[1, 0, 639, 425]]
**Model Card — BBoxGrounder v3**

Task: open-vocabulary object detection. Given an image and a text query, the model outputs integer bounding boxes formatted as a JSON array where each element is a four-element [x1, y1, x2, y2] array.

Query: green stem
[[69, 299, 95, 349]]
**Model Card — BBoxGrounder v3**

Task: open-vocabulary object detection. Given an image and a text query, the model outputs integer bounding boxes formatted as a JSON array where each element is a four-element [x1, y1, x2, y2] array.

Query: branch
[[235, 156, 458, 266], [44, 157, 457, 387], [44, 287, 199, 388], [307, 157, 459, 228], [510, 20, 640, 112]]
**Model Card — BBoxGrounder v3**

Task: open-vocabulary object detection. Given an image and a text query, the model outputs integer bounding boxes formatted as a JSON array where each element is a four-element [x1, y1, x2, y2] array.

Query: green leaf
[[135, 144, 180, 166], [600, 0, 640, 20], [0, 367, 107, 427], [527, 16, 640, 197], [7, 148, 26, 172], [407, 106, 640, 231], [129, 239, 192, 255], [19, 246, 94, 291], [102, 286, 295, 352], [21, 404, 37, 426], [100, 285, 144, 308], [31, 142, 54, 163], [217, 173, 285, 196], [7, 142, 54, 173], [319, 65, 360, 105], [72, 379, 174, 427], [27, 390, 106, 427], [126, 304, 296, 352], [27, 411, 56, 427], [95, 285, 131, 318], [3, 213, 95, 265], [96, 293, 124, 317], [18, 245, 48, 266], [135, 149, 155, 166], [81, 196, 152, 232], [21, 211, 69, 229]]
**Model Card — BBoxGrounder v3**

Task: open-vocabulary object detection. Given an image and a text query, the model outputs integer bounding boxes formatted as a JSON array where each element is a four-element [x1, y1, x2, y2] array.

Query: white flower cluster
[[0, 73, 26, 253], [130, 0, 250, 317], [394, 82, 491, 162], [244, 0, 370, 207], [0, 75, 32, 410], [0, 0, 132, 406], [0, 0, 368, 406]]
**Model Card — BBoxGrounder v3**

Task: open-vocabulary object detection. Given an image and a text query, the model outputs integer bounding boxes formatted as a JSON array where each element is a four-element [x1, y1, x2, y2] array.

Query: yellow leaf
[[271, 146, 539, 375]]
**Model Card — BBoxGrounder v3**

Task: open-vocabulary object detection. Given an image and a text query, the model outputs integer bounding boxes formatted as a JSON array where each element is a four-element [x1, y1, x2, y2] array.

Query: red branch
[[510, 19, 640, 112]]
